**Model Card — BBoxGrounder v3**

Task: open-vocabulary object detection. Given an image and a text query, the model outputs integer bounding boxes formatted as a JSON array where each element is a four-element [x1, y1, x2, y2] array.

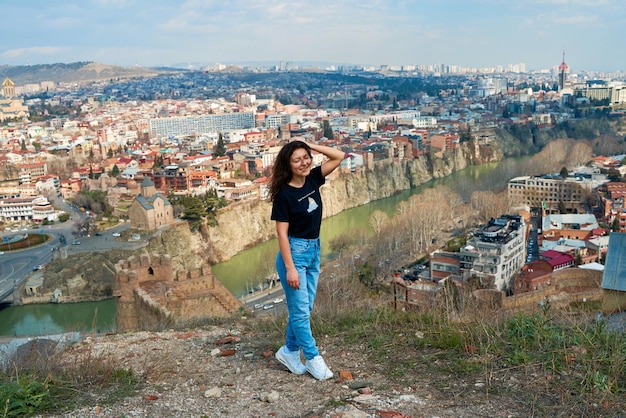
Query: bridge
[[0, 287, 15, 306]]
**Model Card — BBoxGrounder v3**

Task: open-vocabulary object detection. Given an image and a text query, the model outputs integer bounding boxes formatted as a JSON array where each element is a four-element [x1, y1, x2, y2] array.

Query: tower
[[140, 176, 157, 198], [1, 77, 16, 98], [558, 50, 569, 92]]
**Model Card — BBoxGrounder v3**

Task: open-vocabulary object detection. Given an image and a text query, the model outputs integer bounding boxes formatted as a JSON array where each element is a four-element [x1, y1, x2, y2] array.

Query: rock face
[[203, 140, 503, 263]]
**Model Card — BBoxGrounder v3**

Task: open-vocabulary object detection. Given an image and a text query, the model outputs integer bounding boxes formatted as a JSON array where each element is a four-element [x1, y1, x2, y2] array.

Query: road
[[241, 283, 287, 315], [0, 202, 136, 303]]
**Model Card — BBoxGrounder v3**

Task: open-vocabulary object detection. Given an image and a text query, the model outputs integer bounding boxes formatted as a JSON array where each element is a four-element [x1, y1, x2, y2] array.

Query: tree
[[322, 120, 334, 139], [214, 133, 227, 157], [612, 216, 621, 232], [460, 126, 472, 143], [607, 168, 622, 182], [329, 232, 354, 256], [181, 199, 206, 230], [368, 210, 389, 238], [559, 166, 569, 179], [110, 164, 120, 177], [107, 148, 114, 158]]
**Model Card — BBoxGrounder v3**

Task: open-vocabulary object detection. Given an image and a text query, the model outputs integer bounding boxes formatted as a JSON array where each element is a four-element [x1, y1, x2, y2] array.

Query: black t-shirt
[[271, 165, 326, 239]]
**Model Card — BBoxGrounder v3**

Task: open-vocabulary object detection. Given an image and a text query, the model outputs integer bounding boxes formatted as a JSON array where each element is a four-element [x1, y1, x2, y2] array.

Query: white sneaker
[[275, 346, 306, 375], [305, 355, 333, 380]]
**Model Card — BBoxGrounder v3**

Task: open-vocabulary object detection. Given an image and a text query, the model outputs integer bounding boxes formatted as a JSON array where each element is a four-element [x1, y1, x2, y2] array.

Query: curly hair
[[269, 141, 311, 202]]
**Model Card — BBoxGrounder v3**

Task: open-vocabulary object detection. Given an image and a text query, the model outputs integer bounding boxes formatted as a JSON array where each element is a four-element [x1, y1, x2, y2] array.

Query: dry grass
[[3, 258, 626, 417]]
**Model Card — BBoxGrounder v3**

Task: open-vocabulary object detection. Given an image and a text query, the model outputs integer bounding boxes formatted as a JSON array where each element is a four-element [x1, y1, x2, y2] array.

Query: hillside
[[6, 300, 625, 418], [0, 62, 173, 85]]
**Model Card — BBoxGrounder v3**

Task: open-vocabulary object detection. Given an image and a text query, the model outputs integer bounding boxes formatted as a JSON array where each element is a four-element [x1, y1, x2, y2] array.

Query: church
[[1, 77, 29, 122], [128, 177, 174, 230]]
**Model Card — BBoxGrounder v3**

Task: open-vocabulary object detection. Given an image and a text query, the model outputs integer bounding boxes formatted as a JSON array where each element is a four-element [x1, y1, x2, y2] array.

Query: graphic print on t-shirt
[[307, 197, 318, 213]]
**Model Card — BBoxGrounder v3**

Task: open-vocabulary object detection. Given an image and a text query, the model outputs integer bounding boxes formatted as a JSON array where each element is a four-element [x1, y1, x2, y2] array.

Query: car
[[112, 232, 121, 237], [272, 298, 284, 304], [95, 232, 102, 236], [263, 304, 274, 310], [254, 303, 262, 309], [72, 240, 81, 245], [0, 251, 4, 255]]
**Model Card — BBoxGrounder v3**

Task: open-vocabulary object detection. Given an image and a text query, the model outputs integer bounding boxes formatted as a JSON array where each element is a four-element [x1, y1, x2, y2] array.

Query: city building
[[128, 177, 174, 230], [0, 77, 29, 122], [0, 195, 52, 222], [459, 215, 527, 292], [148, 112, 255, 138], [540, 213, 599, 241], [597, 182, 626, 232], [573, 80, 626, 105], [558, 51, 569, 92], [508, 174, 592, 213]]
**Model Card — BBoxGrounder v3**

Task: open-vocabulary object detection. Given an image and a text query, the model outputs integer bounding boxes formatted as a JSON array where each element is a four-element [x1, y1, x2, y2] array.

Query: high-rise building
[[558, 50, 569, 92]]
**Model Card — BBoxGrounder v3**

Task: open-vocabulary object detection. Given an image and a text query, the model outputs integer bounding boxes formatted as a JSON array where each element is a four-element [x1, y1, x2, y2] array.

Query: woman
[[270, 140, 345, 380]]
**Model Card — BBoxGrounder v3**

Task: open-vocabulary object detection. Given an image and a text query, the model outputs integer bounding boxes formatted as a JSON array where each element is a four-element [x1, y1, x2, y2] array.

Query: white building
[[0, 195, 53, 222], [459, 215, 527, 292]]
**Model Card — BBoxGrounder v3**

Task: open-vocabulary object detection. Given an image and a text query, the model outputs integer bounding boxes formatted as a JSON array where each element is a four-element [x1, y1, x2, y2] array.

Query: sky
[[1, 0, 625, 72]]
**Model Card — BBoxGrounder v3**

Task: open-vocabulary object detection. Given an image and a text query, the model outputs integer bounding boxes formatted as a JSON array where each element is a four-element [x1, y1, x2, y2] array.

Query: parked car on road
[[263, 304, 274, 310], [72, 240, 81, 245], [273, 298, 284, 304], [112, 232, 121, 237]]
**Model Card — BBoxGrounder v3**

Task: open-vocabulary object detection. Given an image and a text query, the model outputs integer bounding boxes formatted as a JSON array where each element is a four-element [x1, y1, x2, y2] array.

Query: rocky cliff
[[199, 139, 502, 264]]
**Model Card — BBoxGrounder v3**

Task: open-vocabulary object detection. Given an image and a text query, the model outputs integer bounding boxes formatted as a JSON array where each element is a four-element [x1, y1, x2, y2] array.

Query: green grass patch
[[0, 234, 50, 252]]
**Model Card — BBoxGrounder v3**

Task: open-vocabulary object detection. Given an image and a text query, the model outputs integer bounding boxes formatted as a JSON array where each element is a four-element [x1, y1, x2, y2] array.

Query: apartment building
[[148, 112, 255, 138], [508, 174, 589, 213], [459, 215, 527, 292], [150, 164, 192, 192], [597, 182, 626, 232], [19, 162, 47, 183]]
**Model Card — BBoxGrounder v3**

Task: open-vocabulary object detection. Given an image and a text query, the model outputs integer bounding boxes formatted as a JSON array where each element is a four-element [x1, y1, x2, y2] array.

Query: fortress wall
[[115, 253, 243, 331]]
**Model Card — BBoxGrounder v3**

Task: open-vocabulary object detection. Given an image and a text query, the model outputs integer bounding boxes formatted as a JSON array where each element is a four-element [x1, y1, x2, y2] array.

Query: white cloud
[[1, 47, 71, 59]]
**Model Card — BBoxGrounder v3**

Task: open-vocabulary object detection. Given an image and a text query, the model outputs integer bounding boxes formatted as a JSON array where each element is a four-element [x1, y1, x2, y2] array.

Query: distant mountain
[[0, 62, 175, 85]]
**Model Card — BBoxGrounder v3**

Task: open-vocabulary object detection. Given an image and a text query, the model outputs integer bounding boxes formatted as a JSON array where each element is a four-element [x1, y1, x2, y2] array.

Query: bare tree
[[470, 190, 509, 223], [369, 210, 389, 238]]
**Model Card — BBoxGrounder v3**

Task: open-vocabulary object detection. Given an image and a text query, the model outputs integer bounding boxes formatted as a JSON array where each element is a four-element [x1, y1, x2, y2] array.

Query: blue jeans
[[275, 236, 321, 360]]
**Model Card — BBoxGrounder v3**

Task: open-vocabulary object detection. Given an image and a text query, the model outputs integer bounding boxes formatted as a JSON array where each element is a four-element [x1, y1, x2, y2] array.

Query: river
[[0, 299, 116, 337], [0, 158, 529, 337], [211, 159, 522, 297]]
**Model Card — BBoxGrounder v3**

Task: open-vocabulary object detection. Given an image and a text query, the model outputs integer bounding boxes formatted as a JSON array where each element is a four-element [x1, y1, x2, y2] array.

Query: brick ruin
[[392, 268, 604, 313], [113, 253, 244, 331]]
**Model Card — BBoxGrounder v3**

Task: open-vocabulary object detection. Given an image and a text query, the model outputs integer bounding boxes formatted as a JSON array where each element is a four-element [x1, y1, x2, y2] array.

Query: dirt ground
[[31, 319, 622, 418]]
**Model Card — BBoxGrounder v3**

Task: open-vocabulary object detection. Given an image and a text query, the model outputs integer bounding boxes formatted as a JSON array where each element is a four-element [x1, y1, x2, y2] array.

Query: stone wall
[[393, 268, 604, 314], [113, 252, 243, 331], [500, 268, 603, 312]]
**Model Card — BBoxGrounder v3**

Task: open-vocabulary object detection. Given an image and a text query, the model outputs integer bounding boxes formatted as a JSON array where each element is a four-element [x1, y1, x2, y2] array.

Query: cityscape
[[0, 53, 624, 304], [0, 53, 626, 414], [0, 4, 624, 416]]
